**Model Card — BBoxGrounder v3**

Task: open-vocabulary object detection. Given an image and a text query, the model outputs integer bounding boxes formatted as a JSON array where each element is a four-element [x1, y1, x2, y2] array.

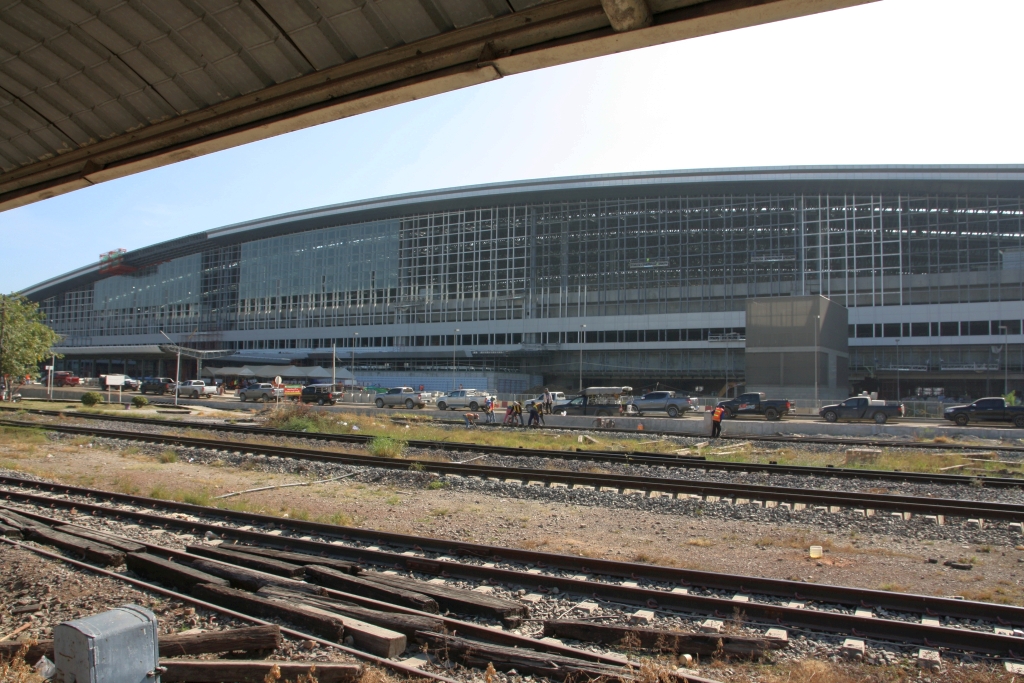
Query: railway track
[[2, 475, 1024, 660], [6, 406, 1024, 489], [4, 418, 1024, 522]]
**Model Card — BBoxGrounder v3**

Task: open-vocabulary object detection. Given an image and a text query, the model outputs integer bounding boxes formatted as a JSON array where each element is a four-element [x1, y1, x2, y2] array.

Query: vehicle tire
[[406, 399, 414, 409], [823, 410, 838, 423], [1014, 415, 1024, 429], [375, 398, 384, 408], [470, 402, 479, 411], [764, 407, 779, 421], [873, 412, 887, 424], [954, 413, 969, 426], [667, 406, 679, 418], [596, 409, 611, 417], [191, 391, 199, 399], [317, 398, 325, 406], [437, 401, 447, 411], [240, 394, 247, 402], [159, 389, 166, 395]]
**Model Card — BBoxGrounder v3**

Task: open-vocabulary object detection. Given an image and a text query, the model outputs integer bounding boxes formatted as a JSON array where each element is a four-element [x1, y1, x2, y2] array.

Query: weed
[[426, 480, 446, 490], [149, 485, 171, 499], [430, 507, 453, 517], [158, 450, 178, 464], [289, 508, 311, 521], [685, 538, 713, 547], [879, 582, 908, 592], [385, 495, 401, 505], [112, 475, 140, 495], [182, 489, 212, 506], [0, 644, 45, 683], [409, 462, 425, 472], [123, 446, 141, 456], [368, 436, 406, 458]]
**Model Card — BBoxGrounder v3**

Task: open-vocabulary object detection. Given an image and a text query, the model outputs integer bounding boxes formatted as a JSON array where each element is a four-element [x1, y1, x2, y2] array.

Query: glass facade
[[29, 175, 1024, 393]]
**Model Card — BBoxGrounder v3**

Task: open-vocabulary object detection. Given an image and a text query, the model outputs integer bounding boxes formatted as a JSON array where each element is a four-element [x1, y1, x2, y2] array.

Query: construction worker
[[711, 404, 725, 438]]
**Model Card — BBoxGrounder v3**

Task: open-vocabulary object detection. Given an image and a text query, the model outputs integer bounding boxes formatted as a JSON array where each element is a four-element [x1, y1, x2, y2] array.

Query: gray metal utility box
[[54, 605, 160, 683]]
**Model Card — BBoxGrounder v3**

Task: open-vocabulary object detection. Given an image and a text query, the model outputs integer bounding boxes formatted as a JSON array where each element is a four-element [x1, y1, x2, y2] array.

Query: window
[[940, 322, 958, 336], [665, 329, 680, 342], [883, 323, 901, 337], [911, 322, 929, 337], [975, 398, 1002, 409], [856, 324, 873, 338], [963, 321, 989, 336], [993, 320, 1022, 335], [624, 331, 638, 343], [585, 330, 598, 343]]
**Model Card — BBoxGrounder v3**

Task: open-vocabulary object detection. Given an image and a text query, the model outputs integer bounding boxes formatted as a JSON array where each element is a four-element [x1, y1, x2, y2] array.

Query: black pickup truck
[[819, 396, 904, 424], [943, 397, 1024, 428], [717, 392, 794, 421]]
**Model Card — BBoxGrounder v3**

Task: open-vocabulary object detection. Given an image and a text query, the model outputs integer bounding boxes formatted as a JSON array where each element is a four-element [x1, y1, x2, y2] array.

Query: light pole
[[1001, 325, 1009, 396], [332, 340, 337, 388], [579, 324, 586, 392], [814, 314, 820, 408], [159, 330, 182, 407], [351, 332, 359, 381], [452, 328, 459, 393], [894, 338, 901, 401]]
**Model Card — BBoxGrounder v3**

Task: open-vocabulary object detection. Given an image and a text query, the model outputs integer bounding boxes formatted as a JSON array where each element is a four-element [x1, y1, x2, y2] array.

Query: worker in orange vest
[[711, 405, 725, 438]]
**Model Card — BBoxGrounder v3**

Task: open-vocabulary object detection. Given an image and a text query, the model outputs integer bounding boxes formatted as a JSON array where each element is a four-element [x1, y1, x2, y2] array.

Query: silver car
[[626, 391, 693, 418], [375, 387, 434, 409]]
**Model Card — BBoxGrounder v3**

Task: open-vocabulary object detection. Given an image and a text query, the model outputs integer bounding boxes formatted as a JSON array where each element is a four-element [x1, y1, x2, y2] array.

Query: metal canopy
[[0, 0, 872, 212]]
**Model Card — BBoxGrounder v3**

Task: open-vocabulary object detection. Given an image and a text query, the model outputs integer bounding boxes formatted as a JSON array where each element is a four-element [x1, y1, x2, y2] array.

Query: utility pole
[[332, 341, 337, 387], [453, 328, 459, 393], [895, 338, 901, 401], [1001, 325, 1009, 396], [579, 324, 586, 392], [160, 330, 181, 407], [814, 314, 820, 408], [351, 332, 359, 381]]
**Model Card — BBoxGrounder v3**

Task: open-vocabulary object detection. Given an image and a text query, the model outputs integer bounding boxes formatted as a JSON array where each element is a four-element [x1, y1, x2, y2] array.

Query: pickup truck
[[437, 389, 495, 411], [175, 380, 218, 399], [239, 383, 284, 402], [625, 391, 694, 418], [820, 397, 904, 424], [943, 397, 1024, 428], [523, 392, 569, 411], [717, 392, 793, 421], [375, 387, 435, 409]]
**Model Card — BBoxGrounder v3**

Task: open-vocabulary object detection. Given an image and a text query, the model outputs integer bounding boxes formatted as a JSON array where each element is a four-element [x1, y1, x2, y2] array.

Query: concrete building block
[[630, 610, 655, 625], [526, 569, 543, 574], [731, 594, 750, 602], [540, 637, 564, 645], [399, 653, 432, 669], [571, 574, 591, 581], [995, 627, 1014, 636], [1005, 661, 1024, 674], [854, 608, 874, 618], [671, 587, 689, 594], [785, 601, 805, 609], [828, 506, 842, 513], [427, 578, 447, 585], [734, 498, 750, 505], [576, 601, 600, 615], [600, 486, 619, 493], [472, 586, 494, 594], [521, 593, 544, 604], [841, 638, 865, 661], [622, 580, 639, 588], [504, 479, 522, 486], [571, 484, 595, 491], [703, 495, 720, 503], [778, 502, 792, 511], [549, 482, 568, 489], [918, 648, 941, 671], [765, 628, 788, 642], [700, 619, 723, 633], [793, 503, 806, 511], [921, 617, 940, 627], [967, 518, 985, 529], [622, 489, 645, 496], [764, 500, 778, 508], [1009, 522, 1024, 533]]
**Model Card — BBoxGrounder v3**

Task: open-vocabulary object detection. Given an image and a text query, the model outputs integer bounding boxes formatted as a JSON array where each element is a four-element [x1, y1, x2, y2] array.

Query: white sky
[[4, 0, 1023, 292]]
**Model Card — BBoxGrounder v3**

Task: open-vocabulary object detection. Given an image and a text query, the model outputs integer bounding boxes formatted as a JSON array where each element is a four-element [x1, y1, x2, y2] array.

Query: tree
[[0, 294, 62, 400]]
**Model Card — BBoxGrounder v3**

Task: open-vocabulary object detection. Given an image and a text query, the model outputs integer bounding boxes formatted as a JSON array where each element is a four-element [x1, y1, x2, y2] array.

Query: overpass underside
[[0, 0, 873, 211]]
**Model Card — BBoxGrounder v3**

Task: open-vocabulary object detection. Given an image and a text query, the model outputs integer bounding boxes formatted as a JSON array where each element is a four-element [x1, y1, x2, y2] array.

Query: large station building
[[21, 165, 1024, 399]]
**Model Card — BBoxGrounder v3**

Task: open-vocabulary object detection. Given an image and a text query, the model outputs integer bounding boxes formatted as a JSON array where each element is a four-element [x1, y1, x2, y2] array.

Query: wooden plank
[[26, 526, 125, 566], [227, 546, 360, 574], [159, 625, 282, 657], [543, 620, 787, 656], [189, 558, 326, 595], [186, 545, 305, 578], [54, 525, 146, 553], [191, 583, 346, 643], [418, 632, 628, 682], [0, 522, 23, 539], [365, 573, 526, 626], [0, 510, 46, 531], [126, 553, 230, 592], [1, 626, 283, 663], [160, 660, 362, 683], [258, 586, 443, 637], [304, 565, 439, 613]]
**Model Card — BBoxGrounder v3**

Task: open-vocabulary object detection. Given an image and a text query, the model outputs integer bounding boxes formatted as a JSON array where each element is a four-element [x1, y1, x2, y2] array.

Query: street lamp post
[[351, 332, 359, 380], [894, 338, 901, 401], [159, 330, 182, 407], [332, 340, 337, 387], [452, 328, 459, 393], [814, 314, 820, 408], [579, 324, 586, 392], [1001, 325, 1009, 396]]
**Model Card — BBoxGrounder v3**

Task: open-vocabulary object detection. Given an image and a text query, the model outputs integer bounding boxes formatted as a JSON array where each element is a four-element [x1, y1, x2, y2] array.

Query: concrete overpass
[[0, 0, 872, 212]]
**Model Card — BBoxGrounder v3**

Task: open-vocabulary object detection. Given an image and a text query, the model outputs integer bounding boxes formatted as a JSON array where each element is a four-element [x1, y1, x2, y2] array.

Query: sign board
[[45, 365, 52, 370], [105, 374, 126, 387], [274, 376, 283, 385]]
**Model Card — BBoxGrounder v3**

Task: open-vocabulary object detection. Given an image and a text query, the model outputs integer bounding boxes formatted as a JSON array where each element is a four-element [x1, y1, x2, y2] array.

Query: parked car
[[140, 377, 176, 395], [43, 371, 80, 387], [625, 391, 694, 418], [175, 380, 218, 399], [100, 375, 140, 391], [523, 392, 569, 410], [819, 396, 904, 424], [437, 389, 495, 411], [239, 383, 284, 402], [717, 392, 794, 421], [553, 386, 632, 416], [301, 384, 344, 406], [943, 397, 1024, 428], [375, 387, 434, 409]]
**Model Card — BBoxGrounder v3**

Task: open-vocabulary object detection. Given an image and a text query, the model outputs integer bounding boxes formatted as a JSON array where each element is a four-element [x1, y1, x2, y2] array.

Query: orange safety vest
[[712, 406, 724, 421]]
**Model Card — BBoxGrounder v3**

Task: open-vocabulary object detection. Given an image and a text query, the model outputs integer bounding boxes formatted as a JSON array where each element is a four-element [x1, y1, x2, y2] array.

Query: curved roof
[[0, 0, 872, 212], [21, 164, 1024, 300]]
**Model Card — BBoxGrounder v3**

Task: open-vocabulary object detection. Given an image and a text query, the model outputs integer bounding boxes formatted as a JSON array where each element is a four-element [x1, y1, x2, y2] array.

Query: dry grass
[[0, 646, 45, 683]]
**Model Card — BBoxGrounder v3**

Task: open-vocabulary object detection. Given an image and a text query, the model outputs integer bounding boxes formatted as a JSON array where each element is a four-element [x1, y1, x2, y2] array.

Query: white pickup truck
[[175, 380, 218, 399], [436, 389, 495, 411]]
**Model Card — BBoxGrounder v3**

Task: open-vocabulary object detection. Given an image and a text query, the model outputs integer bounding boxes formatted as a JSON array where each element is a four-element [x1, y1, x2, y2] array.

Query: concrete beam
[[600, 0, 652, 32]]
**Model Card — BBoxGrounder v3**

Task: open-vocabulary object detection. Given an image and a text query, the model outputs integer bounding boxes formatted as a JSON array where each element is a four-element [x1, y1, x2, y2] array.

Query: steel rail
[[0, 536, 463, 683], [5, 419, 1024, 520], [4, 475, 1024, 653], [6, 406, 1024, 488]]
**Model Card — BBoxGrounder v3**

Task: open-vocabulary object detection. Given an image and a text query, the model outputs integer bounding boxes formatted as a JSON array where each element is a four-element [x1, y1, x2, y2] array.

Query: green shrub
[[426, 480, 446, 490], [158, 450, 178, 463], [264, 402, 338, 433], [368, 435, 406, 458], [80, 392, 103, 407], [131, 395, 149, 409]]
